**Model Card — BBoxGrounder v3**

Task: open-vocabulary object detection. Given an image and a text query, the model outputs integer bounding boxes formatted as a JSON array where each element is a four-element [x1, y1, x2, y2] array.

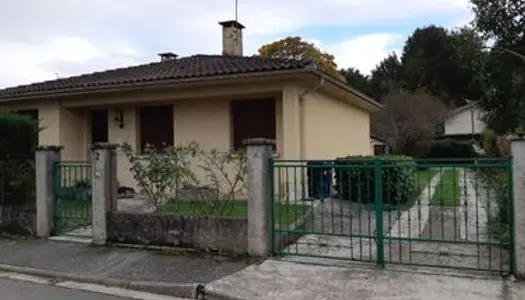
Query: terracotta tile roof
[[0, 55, 316, 99]]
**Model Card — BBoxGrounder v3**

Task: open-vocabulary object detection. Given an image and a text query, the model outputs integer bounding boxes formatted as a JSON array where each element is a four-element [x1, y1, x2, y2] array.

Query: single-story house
[[0, 20, 381, 191], [443, 101, 486, 138]]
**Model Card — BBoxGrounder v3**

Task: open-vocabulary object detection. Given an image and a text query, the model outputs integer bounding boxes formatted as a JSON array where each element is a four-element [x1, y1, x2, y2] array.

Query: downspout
[[298, 76, 325, 159]]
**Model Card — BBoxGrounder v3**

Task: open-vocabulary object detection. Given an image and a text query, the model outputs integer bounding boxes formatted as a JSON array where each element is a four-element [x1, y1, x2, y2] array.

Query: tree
[[399, 25, 487, 107], [369, 53, 403, 99], [339, 67, 372, 97], [371, 90, 448, 156], [258, 36, 341, 77], [470, 0, 525, 134], [471, 0, 524, 46]]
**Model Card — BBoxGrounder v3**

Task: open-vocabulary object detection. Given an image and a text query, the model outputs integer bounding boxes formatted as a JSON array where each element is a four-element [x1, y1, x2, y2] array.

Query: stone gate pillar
[[511, 137, 525, 277], [244, 138, 275, 256], [35, 146, 62, 238], [91, 143, 118, 245]]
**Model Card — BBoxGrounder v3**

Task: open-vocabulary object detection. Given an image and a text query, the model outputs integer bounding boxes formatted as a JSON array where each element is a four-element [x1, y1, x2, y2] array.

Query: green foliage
[[423, 139, 479, 161], [339, 67, 373, 97], [334, 156, 416, 206], [469, 0, 525, 134], [122, 142, 247, 215], [0, 110, 39, 207], [481, 129, 510, 156], [0, 110, 39, 160], [477, 170, 511, 245], [400, 26, 487, 107], [60, 179, 91, 202], [121, 142, 200, 211]]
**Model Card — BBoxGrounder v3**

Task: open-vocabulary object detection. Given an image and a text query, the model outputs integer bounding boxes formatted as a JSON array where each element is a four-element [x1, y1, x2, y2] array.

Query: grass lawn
[[431, 169, 461, 206], [161, 200, 310, 227], [414, 168, 439, 196]]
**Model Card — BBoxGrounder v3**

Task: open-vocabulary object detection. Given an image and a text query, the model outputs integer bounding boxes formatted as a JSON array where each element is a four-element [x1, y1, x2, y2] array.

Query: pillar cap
[[243, 138, 276, 146], [91, 143, 119, 150], [35, 145, 63, 152]]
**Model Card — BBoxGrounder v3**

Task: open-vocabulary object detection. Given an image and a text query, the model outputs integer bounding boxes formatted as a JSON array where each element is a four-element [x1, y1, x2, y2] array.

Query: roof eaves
[[0, 68, 307, 102], [307, 69, 383, 110]]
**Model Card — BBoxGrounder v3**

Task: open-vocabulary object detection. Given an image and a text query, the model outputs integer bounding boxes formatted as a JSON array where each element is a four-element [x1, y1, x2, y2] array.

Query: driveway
[[205, 259, 524, 300]]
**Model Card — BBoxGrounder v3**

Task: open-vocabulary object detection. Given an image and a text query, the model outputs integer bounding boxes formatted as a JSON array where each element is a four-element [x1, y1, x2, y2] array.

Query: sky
[[0, 0, 475, 88]]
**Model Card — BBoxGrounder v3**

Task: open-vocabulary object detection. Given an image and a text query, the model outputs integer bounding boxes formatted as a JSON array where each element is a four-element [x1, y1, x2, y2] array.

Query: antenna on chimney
[[234, 0, 238, 23]]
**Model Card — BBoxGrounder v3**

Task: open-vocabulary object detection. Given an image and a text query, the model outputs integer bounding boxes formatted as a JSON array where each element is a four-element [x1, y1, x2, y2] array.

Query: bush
[[0, 110, 39, 207], [334, 155, 416, 205], [423, 139, 478, 161]]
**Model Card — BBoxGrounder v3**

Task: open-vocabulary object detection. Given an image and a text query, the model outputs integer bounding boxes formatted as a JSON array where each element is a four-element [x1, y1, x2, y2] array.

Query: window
[[91, 109, 108, 144], [139, 105, 174, 151], [231, 98, 276, 151], [374, 144, 387, 155]]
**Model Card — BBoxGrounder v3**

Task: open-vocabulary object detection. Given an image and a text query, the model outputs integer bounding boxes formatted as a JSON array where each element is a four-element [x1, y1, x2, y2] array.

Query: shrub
[[334, 155, 416, 205], [423, 139, 478, 162], [0, 110, 39, 207]]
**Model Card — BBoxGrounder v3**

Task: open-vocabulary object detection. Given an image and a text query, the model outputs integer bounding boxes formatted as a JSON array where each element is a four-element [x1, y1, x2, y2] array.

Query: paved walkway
[[282, 172, 442, 263]]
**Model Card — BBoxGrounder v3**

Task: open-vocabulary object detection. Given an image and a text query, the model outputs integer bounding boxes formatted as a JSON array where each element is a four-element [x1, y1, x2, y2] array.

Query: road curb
[[203, 288, 246, 300], [0, 263, 199, 298]]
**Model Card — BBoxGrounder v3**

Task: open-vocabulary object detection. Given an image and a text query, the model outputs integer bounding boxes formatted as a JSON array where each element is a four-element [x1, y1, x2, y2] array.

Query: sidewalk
[[0, 239, 252, 298], [1, 239, 525, 300], [206, 258, 525, 300]]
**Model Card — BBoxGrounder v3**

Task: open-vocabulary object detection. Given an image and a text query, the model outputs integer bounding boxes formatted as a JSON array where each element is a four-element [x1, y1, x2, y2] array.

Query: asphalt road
[[0, 277, 148, 300]]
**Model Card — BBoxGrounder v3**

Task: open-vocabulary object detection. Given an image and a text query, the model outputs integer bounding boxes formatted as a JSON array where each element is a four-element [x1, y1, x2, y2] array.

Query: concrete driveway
[[205, 259, 524, 300]]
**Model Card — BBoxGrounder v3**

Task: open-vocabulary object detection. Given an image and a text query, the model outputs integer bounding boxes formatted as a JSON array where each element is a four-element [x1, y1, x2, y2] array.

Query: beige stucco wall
[[302, 90, 371, 159], [1, 79, 373, 200], [0, 99, 61, 146]]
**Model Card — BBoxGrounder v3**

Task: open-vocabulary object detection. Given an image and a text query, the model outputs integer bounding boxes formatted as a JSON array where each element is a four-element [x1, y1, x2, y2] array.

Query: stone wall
[[0, 206, 36, 235], [107, 212, 248, 253]]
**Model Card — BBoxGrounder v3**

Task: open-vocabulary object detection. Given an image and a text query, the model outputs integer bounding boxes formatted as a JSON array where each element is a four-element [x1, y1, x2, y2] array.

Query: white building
[[444, 102, 486, 136]]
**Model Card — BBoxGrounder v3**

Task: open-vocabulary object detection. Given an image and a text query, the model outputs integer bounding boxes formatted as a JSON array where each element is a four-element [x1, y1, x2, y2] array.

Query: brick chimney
[[219, 20, 245, 56]]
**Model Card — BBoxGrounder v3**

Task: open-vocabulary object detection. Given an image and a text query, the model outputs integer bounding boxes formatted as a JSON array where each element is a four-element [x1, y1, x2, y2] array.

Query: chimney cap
[[158, 52, 178, 61], [219, 20, 245, 30]]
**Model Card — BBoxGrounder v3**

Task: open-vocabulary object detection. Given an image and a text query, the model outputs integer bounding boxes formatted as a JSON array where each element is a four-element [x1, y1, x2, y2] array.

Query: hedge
[[334, 155, 416, 205], [423, 139, 478, 160], [0, 110, 39, 207]]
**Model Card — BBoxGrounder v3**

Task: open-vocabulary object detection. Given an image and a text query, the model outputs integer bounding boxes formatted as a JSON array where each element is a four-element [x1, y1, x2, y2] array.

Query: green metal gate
[[53, 161, 93, 236], [270, 157, 514, 275]]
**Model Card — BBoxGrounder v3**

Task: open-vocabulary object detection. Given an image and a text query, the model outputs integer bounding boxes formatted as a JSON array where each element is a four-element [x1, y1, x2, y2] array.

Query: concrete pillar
[[511, 137, 525, 277], [91, 143, 118, 245], [244, 138, 275, 256], [35, 146, 62, 238]]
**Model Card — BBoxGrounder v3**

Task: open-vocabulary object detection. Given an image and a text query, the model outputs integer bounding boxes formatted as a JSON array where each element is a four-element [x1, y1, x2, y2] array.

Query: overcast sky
[[0, 0, 474, 88]]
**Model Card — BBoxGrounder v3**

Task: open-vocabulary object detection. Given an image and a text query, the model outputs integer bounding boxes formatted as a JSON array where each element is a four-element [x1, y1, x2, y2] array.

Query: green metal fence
[[53, 161, 92, 236], [270, 157, 514, 275]]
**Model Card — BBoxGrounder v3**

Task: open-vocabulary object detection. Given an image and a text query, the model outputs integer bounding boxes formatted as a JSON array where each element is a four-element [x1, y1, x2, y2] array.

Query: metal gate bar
[[53, 161, 92, 236], [270, 157, 514, 275]]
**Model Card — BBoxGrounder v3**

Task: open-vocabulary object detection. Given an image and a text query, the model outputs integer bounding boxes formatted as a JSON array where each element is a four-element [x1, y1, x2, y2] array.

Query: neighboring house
[[370, 134, 390, 155], [443, 101, 486, 137], [0, 20, 381, 189]]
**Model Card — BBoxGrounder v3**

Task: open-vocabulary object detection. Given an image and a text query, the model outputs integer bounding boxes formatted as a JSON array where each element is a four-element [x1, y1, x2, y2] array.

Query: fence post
[[91, 143, 118, 245], [35, 146, 62, 238], [244, 138, 275, 256], [511, 137, 525, 277]]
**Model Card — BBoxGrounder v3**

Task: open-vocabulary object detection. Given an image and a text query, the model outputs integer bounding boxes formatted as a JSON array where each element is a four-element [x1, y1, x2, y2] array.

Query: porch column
[[245, 138, 274, 256], [91, 143, 118, 245], [35, 146, 62, 238], [281, 85, 304, 201], [511, 137, 525, 277]]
